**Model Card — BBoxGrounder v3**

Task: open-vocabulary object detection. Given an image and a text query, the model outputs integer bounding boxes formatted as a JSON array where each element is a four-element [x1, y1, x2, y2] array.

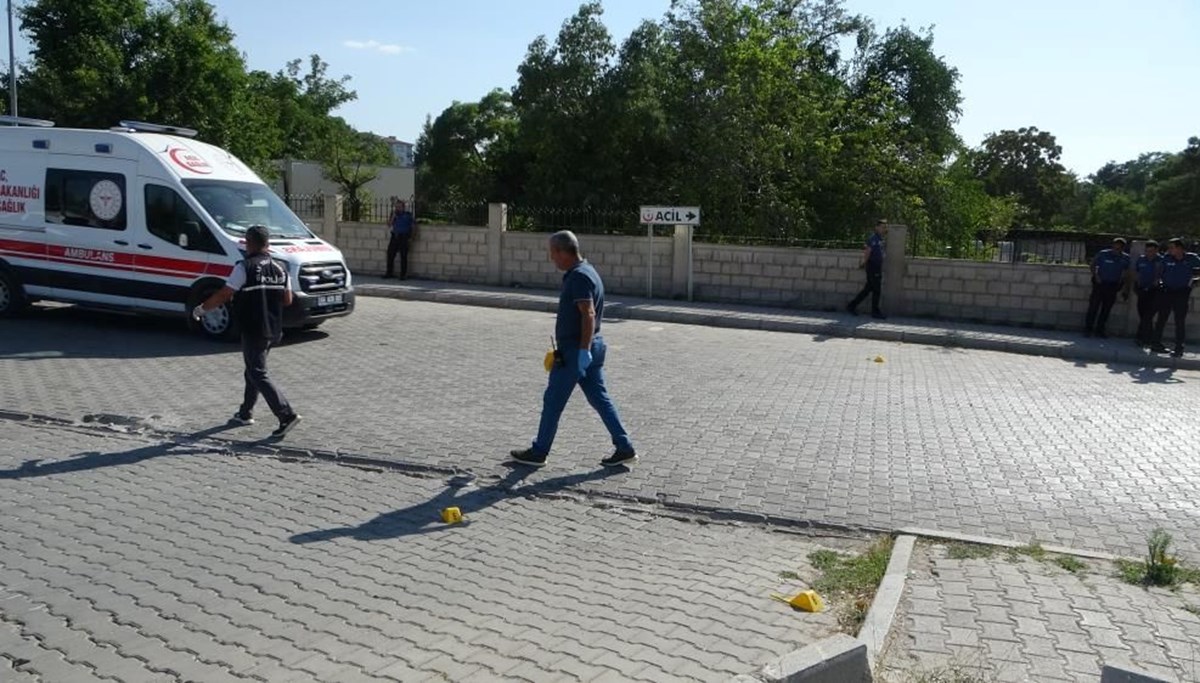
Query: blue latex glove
[[577, 349, 593, 379]]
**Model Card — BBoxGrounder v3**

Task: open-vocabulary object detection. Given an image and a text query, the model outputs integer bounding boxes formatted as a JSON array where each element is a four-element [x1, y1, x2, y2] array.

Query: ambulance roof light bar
[[0, 115, 56, 127], [116, 120, 198, 138]]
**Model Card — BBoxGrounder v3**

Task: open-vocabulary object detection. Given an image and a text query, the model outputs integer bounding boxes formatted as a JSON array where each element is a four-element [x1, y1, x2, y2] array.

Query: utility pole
[[6, 0, 16, 119]]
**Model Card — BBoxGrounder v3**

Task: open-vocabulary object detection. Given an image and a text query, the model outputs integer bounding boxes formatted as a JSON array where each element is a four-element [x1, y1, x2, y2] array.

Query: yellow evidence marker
[[772, 590, 826, 613], [874, 355, 885, 363], [441, 507, 464, 524]]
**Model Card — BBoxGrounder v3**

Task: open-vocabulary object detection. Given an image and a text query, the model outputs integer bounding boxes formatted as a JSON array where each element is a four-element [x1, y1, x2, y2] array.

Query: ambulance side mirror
[[180, 221, 201, 249]]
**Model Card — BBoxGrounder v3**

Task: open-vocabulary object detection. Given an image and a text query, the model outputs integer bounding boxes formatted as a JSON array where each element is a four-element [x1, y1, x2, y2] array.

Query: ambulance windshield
[[183, 180, 313, 240]]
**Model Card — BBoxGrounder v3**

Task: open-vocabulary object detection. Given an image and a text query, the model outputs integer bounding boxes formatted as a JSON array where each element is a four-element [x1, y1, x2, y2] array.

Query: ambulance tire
[[0, 268, 29, 318], [187, 285, 239, 342]]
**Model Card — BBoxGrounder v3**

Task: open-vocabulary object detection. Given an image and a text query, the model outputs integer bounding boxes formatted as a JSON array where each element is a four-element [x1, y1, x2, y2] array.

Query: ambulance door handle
[[114, 240, 129, 246], [137, 244, 153, 250]]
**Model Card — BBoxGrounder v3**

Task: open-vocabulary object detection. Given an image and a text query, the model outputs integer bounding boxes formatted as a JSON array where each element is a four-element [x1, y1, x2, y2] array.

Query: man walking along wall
[[510, 231, 637, 469]]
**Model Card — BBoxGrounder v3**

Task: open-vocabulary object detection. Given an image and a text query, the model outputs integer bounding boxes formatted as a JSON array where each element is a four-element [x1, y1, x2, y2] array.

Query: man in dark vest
[[193, 225, 302, 438]]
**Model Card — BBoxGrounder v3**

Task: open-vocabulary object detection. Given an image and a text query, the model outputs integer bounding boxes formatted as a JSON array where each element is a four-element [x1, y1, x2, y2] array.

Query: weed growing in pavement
[[1116, 528, 1200, 588], [907, 667, 994, 683], [944, 542, 995, 560], [777, 570, 800, 580], [809, 536, 894, 633], [1054, 556, 1087, 573], [1184, 604, 1200, 616], [1006, 540, 1046, 561]]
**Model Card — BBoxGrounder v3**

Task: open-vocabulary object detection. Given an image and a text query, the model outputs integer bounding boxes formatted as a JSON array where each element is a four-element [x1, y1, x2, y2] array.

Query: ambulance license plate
[[318, 294, 343, 307]]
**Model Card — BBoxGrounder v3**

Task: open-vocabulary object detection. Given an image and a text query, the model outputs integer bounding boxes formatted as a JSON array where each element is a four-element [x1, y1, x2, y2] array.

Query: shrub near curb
[[808, 536, 895, 633]]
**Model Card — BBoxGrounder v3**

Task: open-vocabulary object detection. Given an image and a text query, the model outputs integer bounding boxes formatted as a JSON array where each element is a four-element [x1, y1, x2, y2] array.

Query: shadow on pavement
[[289, 465, 623, 544], [0, 305, 328, 360], [0, 423, 240, 479], [1108, 364, 1182, 384]]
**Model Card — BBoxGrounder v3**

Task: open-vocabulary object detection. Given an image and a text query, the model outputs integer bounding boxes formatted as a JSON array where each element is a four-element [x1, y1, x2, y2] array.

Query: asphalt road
[[2, 297, 1198, 561]]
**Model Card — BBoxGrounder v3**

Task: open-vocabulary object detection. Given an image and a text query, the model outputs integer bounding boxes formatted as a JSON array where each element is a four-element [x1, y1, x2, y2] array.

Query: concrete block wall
[[330, 222, 491, 284], [905, 258, 1200, 338], [501, 232, 675, 297], [692, 244, 864, 310]]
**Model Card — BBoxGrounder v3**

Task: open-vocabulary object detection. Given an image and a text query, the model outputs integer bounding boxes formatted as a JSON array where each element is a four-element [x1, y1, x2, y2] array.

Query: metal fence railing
[[507, 205, 645, 236], [285, 194, 324, 219], [335, 196, 489, 227]]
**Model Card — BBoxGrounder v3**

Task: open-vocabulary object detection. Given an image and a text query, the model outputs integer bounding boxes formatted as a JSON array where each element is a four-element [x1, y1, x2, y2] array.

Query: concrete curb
[[356, 284, 1200, 372], [755, 634, 872, 683], [857, 535, 916, 668]]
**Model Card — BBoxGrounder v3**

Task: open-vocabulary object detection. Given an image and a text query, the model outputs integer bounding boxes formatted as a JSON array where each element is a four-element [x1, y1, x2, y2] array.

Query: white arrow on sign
[[639, 206, 701, 226]]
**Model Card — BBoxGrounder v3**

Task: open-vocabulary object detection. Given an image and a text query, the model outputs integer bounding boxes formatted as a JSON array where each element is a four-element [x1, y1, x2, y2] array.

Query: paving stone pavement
[[1, 298, 1199, 563], [878, 542, 1200, 683], [0, 419, 865, 682]]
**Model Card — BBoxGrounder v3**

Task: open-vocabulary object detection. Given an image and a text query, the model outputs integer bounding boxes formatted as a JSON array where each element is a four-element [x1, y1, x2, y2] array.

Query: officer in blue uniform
[[1083, 237, 1131, 338], [1151, 238, 1200, 357], [847, 219, 887, 319], [510, 231, 637, 469], [1133, 240, 1163, 347]]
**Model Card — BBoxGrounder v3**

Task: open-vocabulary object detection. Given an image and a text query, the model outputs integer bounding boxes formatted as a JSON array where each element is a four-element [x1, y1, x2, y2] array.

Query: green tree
[[415, 89, 519, 202], [1086, 188, 1147, 234], [320, 122, 391, 221], [969, 127, 1077, 227], [1145, 137, 1200, 235]]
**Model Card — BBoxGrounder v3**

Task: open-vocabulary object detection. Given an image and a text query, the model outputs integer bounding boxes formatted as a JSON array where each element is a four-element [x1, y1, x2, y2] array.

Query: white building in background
[[382, 137, 415, 168], [272, 159, 416, 202]]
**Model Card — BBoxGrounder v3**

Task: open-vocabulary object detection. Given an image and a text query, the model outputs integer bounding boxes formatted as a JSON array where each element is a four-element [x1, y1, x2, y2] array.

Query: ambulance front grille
[[299, 262, 347, 293]]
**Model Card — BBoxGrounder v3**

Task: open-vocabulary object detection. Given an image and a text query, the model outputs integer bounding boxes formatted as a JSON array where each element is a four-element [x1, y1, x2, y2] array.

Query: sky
[[10, 0, 1200, 175]]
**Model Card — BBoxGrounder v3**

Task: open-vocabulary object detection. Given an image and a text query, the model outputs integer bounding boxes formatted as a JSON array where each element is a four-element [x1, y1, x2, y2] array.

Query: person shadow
[[0, 423, 241, 480], [289, 465, 622, 544]]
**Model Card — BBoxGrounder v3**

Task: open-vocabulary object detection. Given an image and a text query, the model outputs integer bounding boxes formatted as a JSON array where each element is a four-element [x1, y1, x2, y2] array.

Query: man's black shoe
[[871, 311, 887, 320], [271, 414, 302, 439], [1172, 348, 1185, 358], [601, 450, 638, 468], [845, 304, 858, 316], [1095, 331, 1107, 339], [1150, 343, 1169, 354], [230, 411, 254, 426], [509, 448, 547, 468]]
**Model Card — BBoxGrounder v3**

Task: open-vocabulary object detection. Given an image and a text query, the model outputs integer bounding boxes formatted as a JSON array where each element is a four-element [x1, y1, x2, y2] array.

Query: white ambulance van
[[0, 117, 355, 339]]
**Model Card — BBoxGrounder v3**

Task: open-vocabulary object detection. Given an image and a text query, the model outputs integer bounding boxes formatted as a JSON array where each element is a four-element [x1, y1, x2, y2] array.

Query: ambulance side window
[[144, 184, 223, 254], [44, 169, 127, 230]]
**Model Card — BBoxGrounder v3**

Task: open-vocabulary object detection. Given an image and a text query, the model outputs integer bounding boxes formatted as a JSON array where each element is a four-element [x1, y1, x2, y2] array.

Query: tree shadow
[[289, 465, 623, 544], [0, 423, 241, 479]]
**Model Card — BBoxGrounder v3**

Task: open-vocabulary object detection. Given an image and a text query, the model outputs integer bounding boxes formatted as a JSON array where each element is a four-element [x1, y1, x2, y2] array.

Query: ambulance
[[0, 117, 355, 339]]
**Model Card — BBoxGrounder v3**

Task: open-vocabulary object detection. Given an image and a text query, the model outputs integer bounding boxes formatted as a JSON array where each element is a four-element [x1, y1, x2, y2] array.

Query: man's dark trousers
[[1084, 281, 1121, 335], [386, 233, 411, 278], [240, 337, 293, 419], [1153, 288, 1192, 351], [1135, 287, 1159, 344], [849, 265, 883, 314]]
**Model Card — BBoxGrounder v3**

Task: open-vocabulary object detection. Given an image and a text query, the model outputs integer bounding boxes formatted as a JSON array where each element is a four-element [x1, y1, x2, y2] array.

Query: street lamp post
[[7, 0, 17, 118]]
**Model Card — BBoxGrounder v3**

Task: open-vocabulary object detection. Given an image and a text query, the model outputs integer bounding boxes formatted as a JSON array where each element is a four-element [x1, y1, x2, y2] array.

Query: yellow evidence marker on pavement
[[874, 355, 886, 363], [441, 507, 464, 524], [772, 590, 826, 613]]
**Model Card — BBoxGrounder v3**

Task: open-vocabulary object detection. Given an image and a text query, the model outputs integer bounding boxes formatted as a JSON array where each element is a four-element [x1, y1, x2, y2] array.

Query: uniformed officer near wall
[[1133, 240, 1164, 347], [193, 225, 303, 439], [846, 219, 887, 319], [1150, 237, 1200, 358], [510, 231, 637, 469], [1083, 237, 1131, 339]]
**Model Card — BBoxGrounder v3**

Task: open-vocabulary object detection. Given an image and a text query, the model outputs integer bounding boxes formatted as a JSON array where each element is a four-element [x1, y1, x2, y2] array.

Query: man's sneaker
[[1172, 347, 1185, 358], [871, 311, 887, 320], [230, 411, 254, 426], [509, 448, 547, 468], [271, 414, 302, 439], [1150, 343, 1169, 354], [601, 450, 638, 468]]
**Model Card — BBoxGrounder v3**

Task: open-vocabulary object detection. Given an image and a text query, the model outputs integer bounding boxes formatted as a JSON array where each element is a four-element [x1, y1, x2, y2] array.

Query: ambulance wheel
[[0, 269, 28, 317], [188, 288, 238, 342]]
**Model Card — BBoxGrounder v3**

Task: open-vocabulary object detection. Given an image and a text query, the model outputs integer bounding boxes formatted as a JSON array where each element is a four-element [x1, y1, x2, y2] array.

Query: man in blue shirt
[[510, 231, 637, 469], [384, 199, 415, 279], [1151, 238, 1200, 357], [1133, 240, 1163, 347], [1083, 238, 1131, 339], [846, 219, 887, 319]]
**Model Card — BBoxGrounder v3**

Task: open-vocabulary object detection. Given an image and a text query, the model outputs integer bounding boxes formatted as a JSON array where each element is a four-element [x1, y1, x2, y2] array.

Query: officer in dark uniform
[[1133, 240, 1163, 347], [510, 230, 636, 469], [193, 225, 302, 438], [1083, 237, 1131, 338], [846, 219, 887, 319], [1150, 237, 1200, 357]]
